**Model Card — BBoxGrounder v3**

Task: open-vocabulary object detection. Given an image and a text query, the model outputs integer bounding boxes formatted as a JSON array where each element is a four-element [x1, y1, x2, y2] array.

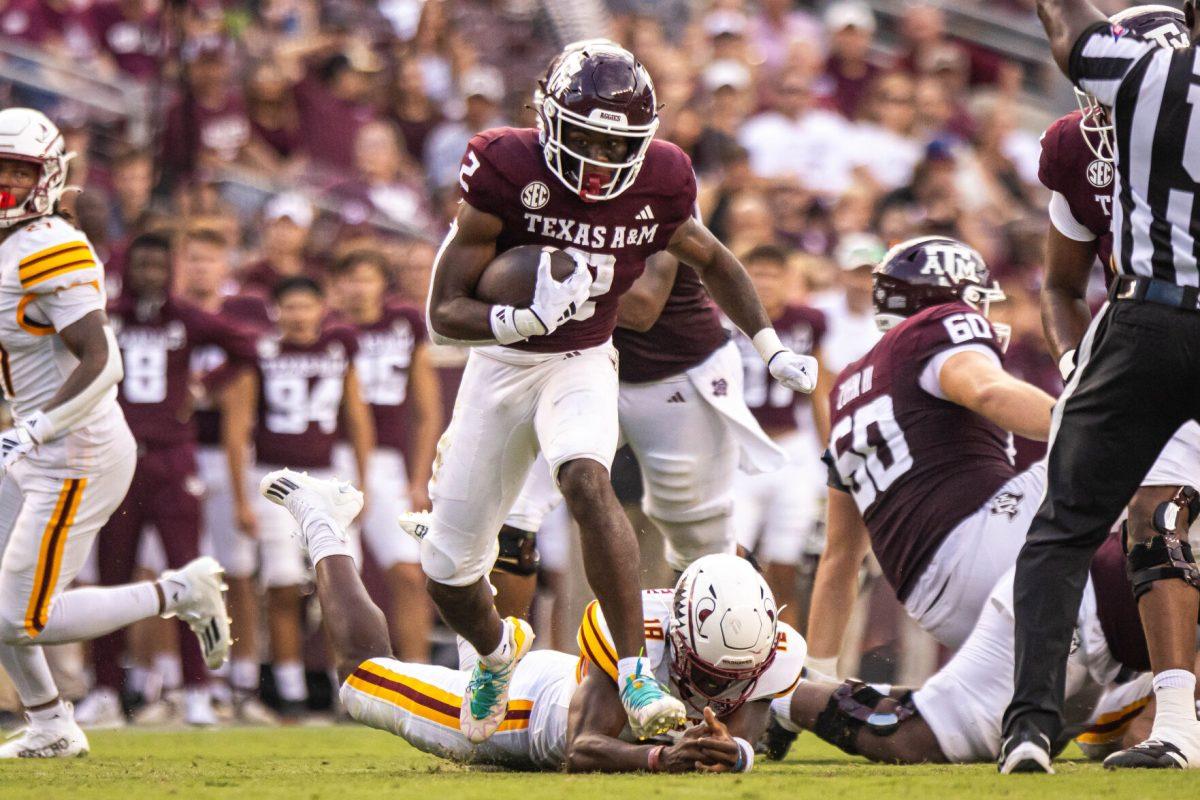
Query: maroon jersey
[[344, 303, 426, 452], [1039, 110, 1114, 268], [614, 266, 728, 383], [827, 302, 1016, 599], [254, 327, 358, 469], [240, 258, 325, 298], [192, 295, 275, 447], [109, 296, 256, 450], [736, 304, 827, 431], [1090, 532, 1150, 673], [459, 128, 696, 354]]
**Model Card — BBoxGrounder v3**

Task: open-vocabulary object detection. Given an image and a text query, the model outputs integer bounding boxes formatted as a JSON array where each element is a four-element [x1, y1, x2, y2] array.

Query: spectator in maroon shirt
[[327, 120, 436, 235], [892, 2, 1021, 93], [387, 56, 443, 166], [294, 45, 382, 172], [817, 1, 881, 120], [246, 61, 303, 170], [107, 146, 154, 242], [0, 0, 73, 50], [82, 0, 163, 82], [242, 192, 318, 296]]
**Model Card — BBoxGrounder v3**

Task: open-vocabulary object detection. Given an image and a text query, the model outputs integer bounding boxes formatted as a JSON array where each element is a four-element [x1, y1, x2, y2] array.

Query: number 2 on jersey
[[562, 247, 615, 322], [830, 394, 913, 508]]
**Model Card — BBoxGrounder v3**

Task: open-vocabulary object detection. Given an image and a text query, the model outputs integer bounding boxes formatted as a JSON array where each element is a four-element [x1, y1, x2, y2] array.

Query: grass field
[[0, 725, 1194, 800]]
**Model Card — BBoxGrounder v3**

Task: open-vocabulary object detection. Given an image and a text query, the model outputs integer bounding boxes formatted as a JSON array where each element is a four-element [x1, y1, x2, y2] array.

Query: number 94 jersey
[[827, 302, 1017, 599]]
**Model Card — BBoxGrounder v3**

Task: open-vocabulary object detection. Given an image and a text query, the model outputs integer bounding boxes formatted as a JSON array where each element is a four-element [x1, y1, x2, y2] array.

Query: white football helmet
[[669, 553, 779, 717], [0, 108, 71, 229]]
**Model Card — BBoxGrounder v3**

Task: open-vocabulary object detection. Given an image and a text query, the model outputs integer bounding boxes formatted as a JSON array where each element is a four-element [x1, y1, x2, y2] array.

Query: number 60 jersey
[[826, 302, 1017, 600]]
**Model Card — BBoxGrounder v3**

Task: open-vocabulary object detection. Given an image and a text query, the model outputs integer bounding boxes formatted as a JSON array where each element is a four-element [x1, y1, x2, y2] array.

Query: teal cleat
[[620, 660, 687, 739]]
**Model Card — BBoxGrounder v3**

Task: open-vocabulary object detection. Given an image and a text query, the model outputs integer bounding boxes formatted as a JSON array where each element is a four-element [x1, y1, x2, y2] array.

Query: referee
[[1001, 0, 1200, 774]]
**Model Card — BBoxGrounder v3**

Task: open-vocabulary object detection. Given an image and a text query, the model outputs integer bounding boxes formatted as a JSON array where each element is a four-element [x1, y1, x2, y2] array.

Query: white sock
[[273, 661, 307, 702], [770, 693, 802, 733], [230, 658, 260, 693], [1152, 670, 1198, 729], [617, 657, 643, 687], [129, 666, 151, 695], [32, 583, 160, 644], [479, 618, 514, 670], [295, 511, 351, 567], [28, 699, 69, 725], [155, 653, 182, 691]]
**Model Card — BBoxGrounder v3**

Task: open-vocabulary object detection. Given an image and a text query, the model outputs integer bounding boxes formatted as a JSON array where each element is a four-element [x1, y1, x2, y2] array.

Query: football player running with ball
[[0, 109, 229, 757], [260, 468, 802, 773], [420, 41, 816, 742]]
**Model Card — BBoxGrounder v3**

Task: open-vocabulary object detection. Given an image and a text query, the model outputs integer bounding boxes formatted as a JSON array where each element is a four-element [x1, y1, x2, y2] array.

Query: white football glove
[[0, 423, 37, 479], [527, 249, 593, 335], [768, 350, 818, 394]]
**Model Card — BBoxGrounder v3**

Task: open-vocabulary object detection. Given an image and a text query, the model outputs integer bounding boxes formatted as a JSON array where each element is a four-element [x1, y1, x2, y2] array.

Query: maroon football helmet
[[873, 235, 1010, 346], [1076, 5, 1190, 162], [535, 40, 659, 202]]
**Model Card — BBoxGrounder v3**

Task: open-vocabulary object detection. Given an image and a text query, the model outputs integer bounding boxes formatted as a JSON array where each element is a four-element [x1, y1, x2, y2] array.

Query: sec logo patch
[[521, 181, 549, 209], [1087, 159, 1113, 188]]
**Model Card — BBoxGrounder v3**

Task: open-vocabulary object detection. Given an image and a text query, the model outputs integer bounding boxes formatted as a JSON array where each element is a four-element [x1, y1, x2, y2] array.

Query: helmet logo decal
[[919, 243, 980, 285], [520, 181, 550, 209], [1087, 159, 1113, 188]]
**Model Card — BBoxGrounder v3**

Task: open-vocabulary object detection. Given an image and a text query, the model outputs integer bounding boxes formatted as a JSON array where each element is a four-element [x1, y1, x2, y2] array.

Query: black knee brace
[[1123, 486, 1200, 600], [812, 680, 916, 756], [494, 527, 540, 577]]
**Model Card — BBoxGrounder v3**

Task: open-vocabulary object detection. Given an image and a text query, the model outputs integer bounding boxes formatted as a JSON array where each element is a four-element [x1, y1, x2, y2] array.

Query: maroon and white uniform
[[827, 302, 1047, 648], [733, 305, 827, 564], [333, 303, 427, 568], [96, 296, 255, 691], [1040, 110, 1200, 488], [252, 326, 361, 586], [912, 533, 1153, 762], [424, 128, 697, 586]]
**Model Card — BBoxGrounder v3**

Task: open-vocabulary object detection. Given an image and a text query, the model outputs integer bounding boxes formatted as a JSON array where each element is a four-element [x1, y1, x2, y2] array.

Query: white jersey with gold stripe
[[0, 216, 120, 445], [576, 588, 805, 728]]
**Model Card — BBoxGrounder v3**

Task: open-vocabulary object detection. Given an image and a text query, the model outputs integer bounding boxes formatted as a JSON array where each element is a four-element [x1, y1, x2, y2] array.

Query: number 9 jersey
[[826, 302, 1017, 602]]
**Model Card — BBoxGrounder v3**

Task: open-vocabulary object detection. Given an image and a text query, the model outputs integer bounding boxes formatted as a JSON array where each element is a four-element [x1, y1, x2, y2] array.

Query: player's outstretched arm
[[564, 671, 738, 773], [221, 370, 259, 536], [939, 351, 1055, 441], [340, 364, 376, 494], [617, 251, 679, 332], [406, 342, 441, 511], [805, 486, 871, 676], [667, 219, 817, 393], [1036, 0, 1106, 75], [426, 203, 505, 345], [1041, 223, 1096, 375]]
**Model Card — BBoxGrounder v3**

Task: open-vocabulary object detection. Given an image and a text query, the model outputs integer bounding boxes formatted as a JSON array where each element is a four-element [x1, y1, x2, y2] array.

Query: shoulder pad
[[10, 217, 102, 293], [750, 622, 806, 700], [899, 303, 1004, 364], [576, 599, 619, 682], [1038, 112, 1081, 193]]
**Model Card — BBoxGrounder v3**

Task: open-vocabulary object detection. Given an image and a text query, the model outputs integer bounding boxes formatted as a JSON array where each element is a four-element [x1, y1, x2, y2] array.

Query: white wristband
[[752, 328, 786, 365], [733, 736, 755, 773], [1058, 349, 1076, 382], [489, 305, 546, 345]]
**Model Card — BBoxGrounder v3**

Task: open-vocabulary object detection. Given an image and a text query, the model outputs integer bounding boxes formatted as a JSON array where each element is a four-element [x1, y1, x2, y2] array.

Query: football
[[473, 244, 577, 306]]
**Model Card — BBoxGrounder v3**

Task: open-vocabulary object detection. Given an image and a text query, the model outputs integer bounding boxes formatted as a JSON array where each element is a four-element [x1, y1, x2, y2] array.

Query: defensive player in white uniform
[[259, 466, 803, 772], [0, 109, 229, 757]]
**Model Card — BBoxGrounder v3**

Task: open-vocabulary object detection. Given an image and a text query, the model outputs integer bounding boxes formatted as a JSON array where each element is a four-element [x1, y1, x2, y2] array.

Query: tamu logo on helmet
[[918, 242, 983, 286]]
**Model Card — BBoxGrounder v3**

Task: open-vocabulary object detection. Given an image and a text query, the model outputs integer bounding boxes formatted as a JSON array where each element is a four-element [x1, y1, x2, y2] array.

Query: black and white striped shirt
[[1071, 21, 1198, 286]]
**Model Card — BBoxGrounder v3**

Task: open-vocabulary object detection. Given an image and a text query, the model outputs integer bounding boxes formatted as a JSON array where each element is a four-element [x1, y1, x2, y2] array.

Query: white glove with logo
[[0, 422, 38, 480], [753, 329, 818, 394], [527, 249, 593, 335]]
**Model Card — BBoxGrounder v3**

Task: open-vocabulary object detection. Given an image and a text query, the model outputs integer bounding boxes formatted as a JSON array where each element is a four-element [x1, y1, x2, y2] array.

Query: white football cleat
[[397, 510, 433, 545], [73, 688, 126, 730], [183, 688, 218, 727], [0, 704, 88, 758], [161, 556, 232, 669], [259, 468, 364, 556]]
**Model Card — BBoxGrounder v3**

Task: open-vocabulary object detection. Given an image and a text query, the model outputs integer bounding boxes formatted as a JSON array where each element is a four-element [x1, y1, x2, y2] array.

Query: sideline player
[[424, 41, 816, 741], [1036, 4, 1200, 769], [773, 532, 1161, 764], [223, 277, 374, 716], [260, 467, 802, 772], [330, 250, 441, 662], [0, 109, 228, 757], [805, 236, 1056, 673], [88, 232, 256, 726]]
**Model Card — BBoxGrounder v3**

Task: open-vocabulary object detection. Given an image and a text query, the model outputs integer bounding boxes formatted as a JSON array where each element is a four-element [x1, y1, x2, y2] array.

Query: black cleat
[[1104, 738, 1189, 769], [757, 718, 800, 762], [998, 730, 1054, 774]]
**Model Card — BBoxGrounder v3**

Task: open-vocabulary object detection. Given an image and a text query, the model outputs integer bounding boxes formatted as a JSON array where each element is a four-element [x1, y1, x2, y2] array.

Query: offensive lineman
[[261, 467, 802, 772], [1037, 4, 1200, 768], [0, 109, 229, 757], [805, 236, 1056, 672], [424, 41, 816, 741]]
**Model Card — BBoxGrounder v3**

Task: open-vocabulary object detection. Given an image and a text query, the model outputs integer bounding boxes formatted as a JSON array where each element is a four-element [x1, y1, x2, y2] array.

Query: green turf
[[0, 725, 1193, 799]]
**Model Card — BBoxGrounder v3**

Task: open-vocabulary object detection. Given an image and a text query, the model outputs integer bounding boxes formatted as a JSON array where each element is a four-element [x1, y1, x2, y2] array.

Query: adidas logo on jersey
[[635, 205, 654, 221], [667, 391, 685, 403]]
